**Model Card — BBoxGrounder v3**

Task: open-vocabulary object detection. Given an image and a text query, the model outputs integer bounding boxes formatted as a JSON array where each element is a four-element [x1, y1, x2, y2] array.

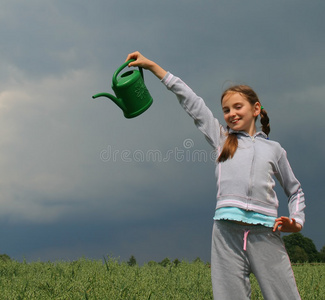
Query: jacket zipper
[[246, 136, 256, 210]]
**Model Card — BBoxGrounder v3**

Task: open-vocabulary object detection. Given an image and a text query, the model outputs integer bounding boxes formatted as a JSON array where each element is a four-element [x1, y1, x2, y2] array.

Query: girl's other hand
[[273, 216, 302, 233]]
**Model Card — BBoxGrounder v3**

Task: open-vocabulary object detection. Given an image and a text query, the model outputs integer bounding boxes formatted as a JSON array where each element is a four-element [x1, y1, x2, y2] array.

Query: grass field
[[0, 257, 323, 299]]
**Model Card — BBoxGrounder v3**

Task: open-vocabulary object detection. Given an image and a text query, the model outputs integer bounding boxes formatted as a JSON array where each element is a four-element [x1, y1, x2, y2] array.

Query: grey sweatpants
[[211, 220, 300, 300]]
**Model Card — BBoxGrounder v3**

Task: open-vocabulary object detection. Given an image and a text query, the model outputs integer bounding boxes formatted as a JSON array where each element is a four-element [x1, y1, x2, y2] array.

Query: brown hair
[[217, 85, 270, 163]]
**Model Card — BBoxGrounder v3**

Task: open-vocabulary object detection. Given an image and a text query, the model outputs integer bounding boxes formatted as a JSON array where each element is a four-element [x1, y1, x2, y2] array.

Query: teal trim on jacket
[[214, 207, 276, 228]]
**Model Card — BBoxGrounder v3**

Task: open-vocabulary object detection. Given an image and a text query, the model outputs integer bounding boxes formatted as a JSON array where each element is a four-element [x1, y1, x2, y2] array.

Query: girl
[[125, 51, 305, 300]]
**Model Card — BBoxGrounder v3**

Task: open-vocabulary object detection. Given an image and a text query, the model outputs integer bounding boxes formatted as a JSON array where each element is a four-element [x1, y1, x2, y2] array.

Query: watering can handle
[[112, 59, 144, 86]]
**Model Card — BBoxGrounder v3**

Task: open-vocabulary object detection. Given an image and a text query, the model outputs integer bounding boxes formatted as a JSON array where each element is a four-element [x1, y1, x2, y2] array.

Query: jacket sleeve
[[275, 149, 306, 227], [161, 72, 225, 149]]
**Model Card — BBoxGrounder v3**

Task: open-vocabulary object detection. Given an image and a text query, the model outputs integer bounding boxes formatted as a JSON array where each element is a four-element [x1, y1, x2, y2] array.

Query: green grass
[[0, 257, 323, 299]]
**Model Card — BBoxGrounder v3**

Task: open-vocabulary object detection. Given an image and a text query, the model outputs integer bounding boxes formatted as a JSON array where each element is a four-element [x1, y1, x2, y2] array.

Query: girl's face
[[222, 92, 261, 136]]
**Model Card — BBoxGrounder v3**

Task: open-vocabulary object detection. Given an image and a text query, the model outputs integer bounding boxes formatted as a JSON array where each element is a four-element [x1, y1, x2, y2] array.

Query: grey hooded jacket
[[162, 72, 305, 226]]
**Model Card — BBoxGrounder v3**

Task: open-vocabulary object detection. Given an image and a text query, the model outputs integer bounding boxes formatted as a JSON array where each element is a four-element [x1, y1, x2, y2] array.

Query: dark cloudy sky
[[0, 0, 324, 264]]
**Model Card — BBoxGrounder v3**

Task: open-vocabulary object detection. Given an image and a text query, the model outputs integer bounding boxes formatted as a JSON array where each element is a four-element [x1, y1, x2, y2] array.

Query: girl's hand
[[125, 51, 167, 80], [125, 51, 153, 69], [273, 216, 302, 233]]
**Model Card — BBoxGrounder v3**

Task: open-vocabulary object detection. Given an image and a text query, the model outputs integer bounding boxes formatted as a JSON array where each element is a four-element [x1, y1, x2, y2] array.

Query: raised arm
[[125, 51, 167, 80], [125, 51, 224, 149]]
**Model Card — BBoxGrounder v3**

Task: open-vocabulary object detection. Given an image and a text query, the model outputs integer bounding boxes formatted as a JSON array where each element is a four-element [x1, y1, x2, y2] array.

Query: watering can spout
[[92, 59, 153, 118], [92, 92, 126, 111]]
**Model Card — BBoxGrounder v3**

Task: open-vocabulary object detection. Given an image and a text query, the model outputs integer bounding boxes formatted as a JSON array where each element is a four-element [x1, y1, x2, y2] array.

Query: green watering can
[[92, 59, 153, 119]]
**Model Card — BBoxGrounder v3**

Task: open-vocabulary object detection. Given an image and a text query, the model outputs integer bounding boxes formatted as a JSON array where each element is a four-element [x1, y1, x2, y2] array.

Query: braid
[[260, 107, 270, 136], [217, 133, 238, 163]]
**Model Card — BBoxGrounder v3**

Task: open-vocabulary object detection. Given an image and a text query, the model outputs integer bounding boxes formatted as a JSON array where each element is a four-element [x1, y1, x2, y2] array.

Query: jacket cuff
[[161, 72, 174, 88]]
